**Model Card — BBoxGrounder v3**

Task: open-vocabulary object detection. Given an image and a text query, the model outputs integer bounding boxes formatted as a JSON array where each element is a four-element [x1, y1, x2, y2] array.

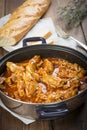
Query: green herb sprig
[[57, 0, 87, 29]]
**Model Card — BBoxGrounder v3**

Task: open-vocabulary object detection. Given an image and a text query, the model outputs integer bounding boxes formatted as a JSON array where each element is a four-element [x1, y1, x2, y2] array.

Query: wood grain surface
[[0, 0, 87, 130]]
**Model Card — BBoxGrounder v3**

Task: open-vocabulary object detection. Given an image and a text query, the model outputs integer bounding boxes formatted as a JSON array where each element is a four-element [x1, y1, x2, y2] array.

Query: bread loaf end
[[0, 36, 16, 46]]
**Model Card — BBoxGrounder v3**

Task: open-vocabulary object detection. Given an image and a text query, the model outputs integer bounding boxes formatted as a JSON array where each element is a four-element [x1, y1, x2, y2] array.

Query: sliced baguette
[[0, 0, 51, 47]]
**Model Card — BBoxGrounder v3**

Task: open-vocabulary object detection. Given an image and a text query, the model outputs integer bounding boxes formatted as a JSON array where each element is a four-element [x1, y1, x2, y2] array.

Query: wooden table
[[0, 0, 87, 130]]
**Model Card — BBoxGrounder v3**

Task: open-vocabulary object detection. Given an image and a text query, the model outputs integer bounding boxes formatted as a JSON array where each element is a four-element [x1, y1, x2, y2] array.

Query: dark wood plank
[[0, 107, 23, 130], [5, 0, 25, 15], [29, 120, 51, 130], [0, 0, 5, 17]]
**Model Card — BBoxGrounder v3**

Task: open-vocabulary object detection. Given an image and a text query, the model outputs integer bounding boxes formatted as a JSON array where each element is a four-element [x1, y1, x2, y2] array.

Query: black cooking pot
[[0, 37, 87, 120]]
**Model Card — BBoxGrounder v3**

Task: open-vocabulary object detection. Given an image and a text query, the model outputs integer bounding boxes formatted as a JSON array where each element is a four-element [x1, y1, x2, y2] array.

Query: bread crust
[[0, 0, 51, 46]]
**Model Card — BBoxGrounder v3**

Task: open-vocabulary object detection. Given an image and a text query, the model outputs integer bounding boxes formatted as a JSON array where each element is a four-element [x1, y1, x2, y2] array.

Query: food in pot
[[0, 55, 87, 103]]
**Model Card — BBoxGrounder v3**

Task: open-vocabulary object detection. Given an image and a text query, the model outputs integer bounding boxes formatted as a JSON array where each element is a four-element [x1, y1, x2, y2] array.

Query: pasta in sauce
[[0, 55, 87, 103]]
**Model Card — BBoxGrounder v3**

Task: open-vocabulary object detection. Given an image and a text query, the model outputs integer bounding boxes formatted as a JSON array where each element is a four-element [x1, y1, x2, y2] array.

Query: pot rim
[[0, 44, 87, 62]]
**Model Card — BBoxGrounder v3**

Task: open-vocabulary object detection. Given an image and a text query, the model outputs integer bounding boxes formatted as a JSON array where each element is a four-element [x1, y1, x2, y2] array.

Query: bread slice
[[0, 0, 51, 47], [28, 30, 55, 45], [28, 30, 52, 45]]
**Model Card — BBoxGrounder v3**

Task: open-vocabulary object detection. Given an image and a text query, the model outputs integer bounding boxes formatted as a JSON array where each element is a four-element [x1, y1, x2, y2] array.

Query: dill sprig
[[57, 0, 87, 29]]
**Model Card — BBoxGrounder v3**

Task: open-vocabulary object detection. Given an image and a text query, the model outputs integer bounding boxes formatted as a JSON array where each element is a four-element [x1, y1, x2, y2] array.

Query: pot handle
[[23, 37, 47, 47], [37, 103, 69, 119]]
